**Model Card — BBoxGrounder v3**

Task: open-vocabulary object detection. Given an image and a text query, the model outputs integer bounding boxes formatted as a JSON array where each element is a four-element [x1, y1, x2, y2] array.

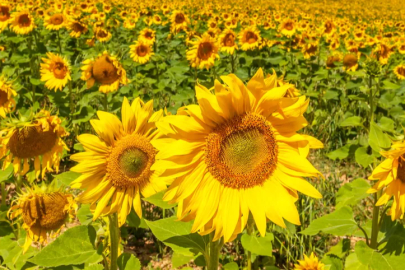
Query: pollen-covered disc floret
[[107, 134, 155, 188], [206, 113, 278, 189]]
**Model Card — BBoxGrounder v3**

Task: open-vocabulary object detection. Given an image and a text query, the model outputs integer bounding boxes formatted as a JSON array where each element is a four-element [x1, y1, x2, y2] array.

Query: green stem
[[369, 75, 374, 125], [16, 175, 23, 194], [370, 191, 382, 249], [1, 182, 7, 207], [207, 232, 222, 270], [247, 216, 255, 270], [108, 213, 120, 270], [230, 53, 235, 73], [27, 36, 36, 104], [57, 30, 62, 54], [69, 80, 74, 118], [104, 93, 108, 112]]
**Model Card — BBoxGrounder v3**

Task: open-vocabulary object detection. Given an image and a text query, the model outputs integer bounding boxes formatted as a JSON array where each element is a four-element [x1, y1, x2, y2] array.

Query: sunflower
[[0, 4, 11, 32], [81, 51, 127, 93], [170, 10, 189, 33], [0, 110, 68, 178], [398, 43, 405, 55], [342, 54, 358, 72], [139, 28, 156, 45], [129, 39, 154, 64], [10, 10, 35, 35], [0, 75, 17, 118], [186, 33, 220, 70], [152, 68, 323, 242], [123, 18, 137, 29], [95, 28, 112, 43], [219, 29, 238, 55], [44, 13, 67, 30], [394, 64, 405, 80], [302, 42, 318, 59], [68, 20, 88, 38], [279, 18, 296, 37], [70, 98, 169, 226], [367, 141, 405, 220], [8, 185, 77, 253], [374, 43, 394, 65], [238, 26, 262, 51], [40, 52, 71, 92], [294, 252, 325, 270]]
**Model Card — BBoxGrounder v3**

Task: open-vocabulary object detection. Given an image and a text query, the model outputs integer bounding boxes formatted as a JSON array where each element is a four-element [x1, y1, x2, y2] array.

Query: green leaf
[[300, 206, 357, 236], [0, 163, 14, 183], [143, 190, 175, 209], [354, 147, 374, 168], [84, 265, 104, 270], [324, 90, 339, 100], [369, 122, 391, 152], [335, 179, 370, 209], [383, 80, 401, 90], [54, 171, 81, 187], [379, 117, 395, 133], [30, 78, 42, 86], [145, 217, 207, 256], [171, 252, 194, 268], [344, 253, 364, 270], [223, 262, 239, 270], [339, 116, 363, 127], [117, 253, 141, 270], [77, 204, 93, 225], [326, 144, 353, 160], [354, 241, 399, 270], [321, 255, 344, 270], [29, 225, 102, 267], [241, 233, 273, 257], [327, 238, 351, 258]]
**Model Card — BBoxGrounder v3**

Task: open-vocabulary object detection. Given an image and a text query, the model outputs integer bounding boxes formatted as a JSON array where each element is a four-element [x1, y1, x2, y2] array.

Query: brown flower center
[[136, 45, 149, 57], [22, 192, 69, 231], [144, 31, 153, 40], [197, 42, 213, 60], [18, 14, 31, 27], [8, 125, 58, 159], [397, 157, 405, 183], [0, 6, 10, 22], [0, 89, 8, 106], [175, 13, 185, 24], [284, 21, 294, 31], [205, 113, 278, 189], [245, 31, 258, 44], [50, 14, 64, 25], [92, 55, 120, 84], [53, 62, 68, 79], [224, 33, 235, 47], [397, 67, 405, 76], [72, 22, 86, 33], [343, 54, 357, 68], [96, 29, 109, 38]]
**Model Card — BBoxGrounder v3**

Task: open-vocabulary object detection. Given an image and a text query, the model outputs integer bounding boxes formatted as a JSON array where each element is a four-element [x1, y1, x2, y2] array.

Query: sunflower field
[[1, 0, 405, 269]]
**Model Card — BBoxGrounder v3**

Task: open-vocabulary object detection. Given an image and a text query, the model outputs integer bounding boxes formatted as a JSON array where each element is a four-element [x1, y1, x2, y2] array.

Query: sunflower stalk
[[108, 213, 120, 270], [1, 182, 6, 207], [370, 190, 382, 249], [246, 216, 255, 270], [56, 30, 62, 54], [207, 232, 223, 270], [27, 35, 36, 104]]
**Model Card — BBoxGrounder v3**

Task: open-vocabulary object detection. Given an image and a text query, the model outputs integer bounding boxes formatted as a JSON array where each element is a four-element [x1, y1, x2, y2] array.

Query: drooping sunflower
[[10, 10, 35, 35], [170, 10, 189, 33], [81, 51, 127, 93], [186, 33, 220, 70], [40, 52, 71, 91], [238, 26, 262, 51], [342, 54, 358, 72], [302, 42, 318, 59], [219, 29, 238, 55], [0, 75, 17, 118], [153, 68, 323, 242], [279, 18, 296, 37], [68, 20, 88, 38], [393, 64, 405, 80], [129, 39, 154, 64], [374, 42, 394, 65], [294, 252, 325, 270], [44, 13, 67, 30], [70, 98, 169, 226], [0, 4, 11, 32], [0, 110, 68, 178], [138, 28, 156, 45], [8, 185, 77, 253], [368, 142, 405, 220]]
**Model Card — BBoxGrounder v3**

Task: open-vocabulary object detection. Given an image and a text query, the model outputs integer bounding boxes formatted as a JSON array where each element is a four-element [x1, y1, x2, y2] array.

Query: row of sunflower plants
[[1, 0, 405, 270]]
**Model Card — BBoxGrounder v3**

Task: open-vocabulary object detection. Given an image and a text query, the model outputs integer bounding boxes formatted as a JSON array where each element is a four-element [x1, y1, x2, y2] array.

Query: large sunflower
[[219, 29, 238, 55], [129, 39, 154, 64], [186, 33, 220, 70], [0, 110, 68, 178], [40, 52, 71, 91], [0, 75, 17, 118], [138, 28, 156, 45], [153, 69, 323, 242], [70, 98, 169, 226], [81, 51, 127, 93], [279, 18, 296, 37], [0, 4, 11, 32], [368, 142, 405, 220], [68, 19, 88, 38], [10, 10, 35, 35], [238, 26, 262, 51], [8, 185, 77, 253], [44, 13, 67, 30]]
